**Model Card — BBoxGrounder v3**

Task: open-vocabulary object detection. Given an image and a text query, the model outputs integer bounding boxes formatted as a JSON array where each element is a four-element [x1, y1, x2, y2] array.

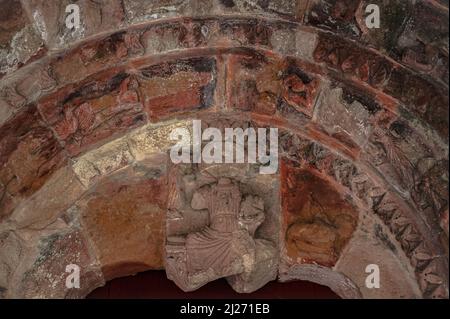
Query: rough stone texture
[[139, 57, 217, 120], [0, 106, 66, 222], [335, 213, 422, 299], [165, 162, 279, 293], [0, 0, 448, 299], [0, 231, 22, 298], [281, 159, 358, 267], [10, 166, 86, 229], [38, 72, 146, 156], [19, 228, 104, 299], [394, 1, 449, 85], [79, 156, 167, 280], [0, 0, 44, 76], [227, 52, 321, 118], [22, 0, 125, 50]]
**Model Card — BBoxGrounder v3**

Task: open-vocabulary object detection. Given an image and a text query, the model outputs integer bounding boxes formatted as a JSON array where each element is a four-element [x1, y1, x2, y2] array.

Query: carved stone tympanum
[[165, 164, 279, 293]]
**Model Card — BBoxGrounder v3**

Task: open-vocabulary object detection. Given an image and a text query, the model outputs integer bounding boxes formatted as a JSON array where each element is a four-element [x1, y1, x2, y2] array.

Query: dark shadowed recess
[[87, 270, 340, 299]]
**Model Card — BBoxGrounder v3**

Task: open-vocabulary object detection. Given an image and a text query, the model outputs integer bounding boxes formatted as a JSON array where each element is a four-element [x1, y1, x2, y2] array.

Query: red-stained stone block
[[80, 159, 167, 280], [52, 31, 144, 85], [227, 52, 279, 115], [38, 72, 146, 156], [313, 32, 393, 88], [280, 63, 320, 117], [0, 106, 66, 221], [281, 158, 358, 267], [228, 52, 320, 118], [139, 57, 217, 121], [218, 19, 272, 47]]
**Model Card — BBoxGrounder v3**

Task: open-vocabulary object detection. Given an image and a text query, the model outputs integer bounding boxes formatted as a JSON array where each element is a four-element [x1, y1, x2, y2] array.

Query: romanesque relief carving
[[165, 164, 279, 293], [279, 130, 448, 298], [280, 63, 320, 117], [411, 158, 449, 235], [366, 126, 415, 194], [281, 164, 358, 267]]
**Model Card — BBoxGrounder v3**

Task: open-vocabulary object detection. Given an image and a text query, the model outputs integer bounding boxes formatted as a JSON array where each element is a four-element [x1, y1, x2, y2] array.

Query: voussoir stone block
[[38, 72, 146, 156], [0, 106, 66, 222], [79, 157, 167, 280], [280, 159, 358, 267]]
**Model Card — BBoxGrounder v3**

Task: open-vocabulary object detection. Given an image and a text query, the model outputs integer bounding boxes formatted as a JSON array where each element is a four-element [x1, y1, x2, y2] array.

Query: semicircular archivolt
[[0, 113, 445, 298], [0, 1, 448, 299]]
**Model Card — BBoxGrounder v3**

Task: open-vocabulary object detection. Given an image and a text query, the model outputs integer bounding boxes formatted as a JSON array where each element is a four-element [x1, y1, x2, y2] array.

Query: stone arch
[[0, 0, 448, 299]]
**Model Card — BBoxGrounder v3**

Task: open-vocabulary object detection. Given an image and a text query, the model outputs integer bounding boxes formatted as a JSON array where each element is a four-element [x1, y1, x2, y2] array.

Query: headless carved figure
[[166, 176, 276, 293], [186, 178, 254, 277]]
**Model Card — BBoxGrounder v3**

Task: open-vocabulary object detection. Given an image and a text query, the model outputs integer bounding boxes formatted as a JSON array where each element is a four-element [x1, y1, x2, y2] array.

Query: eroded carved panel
[[281, 159, 358, 267], [165, 163, 279, 293]]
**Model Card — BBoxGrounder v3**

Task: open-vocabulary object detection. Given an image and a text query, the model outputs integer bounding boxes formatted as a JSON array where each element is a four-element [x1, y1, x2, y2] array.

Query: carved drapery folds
[[165, 164, 279, 293]]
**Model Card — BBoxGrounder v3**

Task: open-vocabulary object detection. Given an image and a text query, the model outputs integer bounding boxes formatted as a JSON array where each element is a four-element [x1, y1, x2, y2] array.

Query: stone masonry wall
[[0, 0, 448, 298]]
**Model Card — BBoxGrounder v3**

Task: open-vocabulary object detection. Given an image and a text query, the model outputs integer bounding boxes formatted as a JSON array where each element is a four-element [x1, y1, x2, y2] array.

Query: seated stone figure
[[165, 177, 277, 292]]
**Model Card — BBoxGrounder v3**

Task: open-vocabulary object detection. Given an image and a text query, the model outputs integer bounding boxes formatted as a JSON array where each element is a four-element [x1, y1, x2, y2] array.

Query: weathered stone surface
[[314, 32, 393, 89], [363, 115, 431, 196], [20, 229, 104, 298], [15, 64, 57, 101], [281, 159, 358, 267], [128, 120, 193, 161], [123, 0, 189, 23], [335, 213, 422, 298], [72, 138, 135, 187], [23, 0, 125, 50], [307, 0, 362, 37], [138, 57, 217, 120], [166, 163, 279, 293], [0, 107, 66, 221], [228, 52, 321, 119], [313, 86, 372, 149], [384, 67, 449, 139], [279, 263, 362, 299], [38, 72, 146, 156], [394, 1, 449, 84], [314, 31, 449, 141], [0, 0, 44, 76], [0, 231, 22, 298], [51, 32, 144, 85], [10, 166, 86, 229], [0, 0, 448, 300], [79, 156, 167, 280], [356, 0, 413, 54], [71, 120, 191, 186]]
